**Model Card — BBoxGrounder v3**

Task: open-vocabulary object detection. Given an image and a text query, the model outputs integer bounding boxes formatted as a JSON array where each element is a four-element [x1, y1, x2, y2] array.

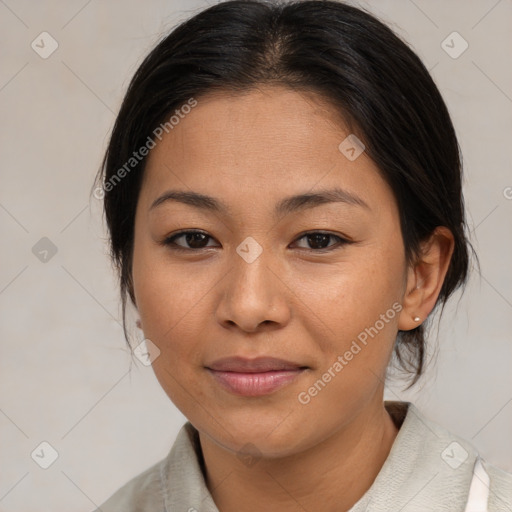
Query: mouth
[[205, 356, 309, 397]]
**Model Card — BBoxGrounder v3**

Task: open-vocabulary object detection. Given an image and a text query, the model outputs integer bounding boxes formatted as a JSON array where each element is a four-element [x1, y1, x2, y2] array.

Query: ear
[[127, 274, 142, 329], [128, 282, 142, 330], [398, 226, 455, 331], [131, 290, 142, 330]]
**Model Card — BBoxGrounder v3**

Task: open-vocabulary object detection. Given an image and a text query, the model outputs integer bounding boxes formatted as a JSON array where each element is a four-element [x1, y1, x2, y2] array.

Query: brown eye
[[162, 230, 352, 253], [292, 232, 351, 251], [163, 230, 217, 251]]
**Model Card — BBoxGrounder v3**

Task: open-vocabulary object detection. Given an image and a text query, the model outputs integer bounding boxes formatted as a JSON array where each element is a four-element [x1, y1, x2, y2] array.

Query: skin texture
[[131, 85, 454, 512]]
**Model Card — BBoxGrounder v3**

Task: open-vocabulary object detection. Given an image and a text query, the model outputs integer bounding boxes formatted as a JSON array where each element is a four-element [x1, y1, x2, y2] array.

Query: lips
[[207, 356, 306, 373], [206, 357, 308, 397]]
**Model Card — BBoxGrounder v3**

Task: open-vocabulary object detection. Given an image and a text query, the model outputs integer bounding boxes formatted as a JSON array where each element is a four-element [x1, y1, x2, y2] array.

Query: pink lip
[[206, 357, 308, 397]]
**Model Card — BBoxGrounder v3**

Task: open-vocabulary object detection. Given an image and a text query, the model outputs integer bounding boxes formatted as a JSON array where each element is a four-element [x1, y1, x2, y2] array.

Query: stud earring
[[413, 316, 421, 322]]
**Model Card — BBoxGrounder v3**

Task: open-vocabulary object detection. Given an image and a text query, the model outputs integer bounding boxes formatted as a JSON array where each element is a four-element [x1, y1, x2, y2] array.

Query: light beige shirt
[[93, 401, 512, 511]]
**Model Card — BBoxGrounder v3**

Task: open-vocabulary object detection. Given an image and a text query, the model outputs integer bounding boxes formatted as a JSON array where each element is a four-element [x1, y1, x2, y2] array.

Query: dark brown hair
[[92, 0, 478, 388]]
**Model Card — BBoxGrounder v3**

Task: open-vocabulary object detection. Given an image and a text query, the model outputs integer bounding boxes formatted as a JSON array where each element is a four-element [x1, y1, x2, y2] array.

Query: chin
[[197, 410, 315, 459]]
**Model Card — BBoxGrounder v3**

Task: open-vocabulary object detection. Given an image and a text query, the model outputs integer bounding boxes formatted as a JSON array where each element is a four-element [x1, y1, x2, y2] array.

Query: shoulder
[[483, 459, 512, 511], [90, 422, 202, 512], [91, 458, 165, 512], [380, 401, 512, 510]]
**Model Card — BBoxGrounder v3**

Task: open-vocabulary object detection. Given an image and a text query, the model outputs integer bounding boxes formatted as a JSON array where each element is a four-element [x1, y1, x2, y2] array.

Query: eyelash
[[161, 230, 353, 253]]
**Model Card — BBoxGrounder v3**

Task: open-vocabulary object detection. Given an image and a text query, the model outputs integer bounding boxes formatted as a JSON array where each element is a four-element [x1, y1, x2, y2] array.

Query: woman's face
[[132, 86, 411, 457]]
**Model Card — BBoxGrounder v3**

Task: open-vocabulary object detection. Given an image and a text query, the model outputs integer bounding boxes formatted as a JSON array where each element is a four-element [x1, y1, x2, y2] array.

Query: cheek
[[132, 242, 221, 386], [313, 244, 404, 333], [304, 239, 405, 383], [135, 268, 208, 352], [133, 235, 198, 327], [295, 252, 404, 424], [133, 256, 212, 413]]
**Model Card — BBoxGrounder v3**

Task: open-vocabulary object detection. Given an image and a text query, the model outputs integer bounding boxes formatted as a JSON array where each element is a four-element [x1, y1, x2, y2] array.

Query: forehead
[[146, 86, 349, 168], [139, 86, 392, 217]]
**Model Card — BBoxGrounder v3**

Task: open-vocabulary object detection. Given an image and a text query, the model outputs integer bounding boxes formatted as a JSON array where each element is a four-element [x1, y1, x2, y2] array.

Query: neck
[[199, 399, 399, 512]]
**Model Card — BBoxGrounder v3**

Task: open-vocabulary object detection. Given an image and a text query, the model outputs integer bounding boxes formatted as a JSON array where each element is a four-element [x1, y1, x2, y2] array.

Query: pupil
[[187, 233, 207, 248], [308, 234, 329, 249]]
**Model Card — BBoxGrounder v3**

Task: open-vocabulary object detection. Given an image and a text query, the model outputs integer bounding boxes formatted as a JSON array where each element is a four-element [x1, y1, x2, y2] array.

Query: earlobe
[[130, 282, 142, 329], [398, 266, 425, 331], [398, 227, 455, 331]]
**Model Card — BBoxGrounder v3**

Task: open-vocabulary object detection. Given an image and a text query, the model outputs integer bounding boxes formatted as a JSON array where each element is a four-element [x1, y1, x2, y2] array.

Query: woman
[[91, 1, 512, 510]]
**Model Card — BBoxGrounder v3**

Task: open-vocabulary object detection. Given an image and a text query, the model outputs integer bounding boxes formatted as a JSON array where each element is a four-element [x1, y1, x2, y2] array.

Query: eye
[[292, 231, 351, 251], [162, 230, 352, 252], [162, 230, 218, 251]]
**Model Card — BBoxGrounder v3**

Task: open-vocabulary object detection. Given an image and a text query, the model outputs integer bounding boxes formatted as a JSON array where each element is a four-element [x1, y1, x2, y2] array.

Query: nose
[[215, 246, 291, 333]]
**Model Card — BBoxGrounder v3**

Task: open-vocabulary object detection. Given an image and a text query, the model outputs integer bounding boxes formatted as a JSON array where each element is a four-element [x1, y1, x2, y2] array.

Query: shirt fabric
[[93, 401, 512, 511]]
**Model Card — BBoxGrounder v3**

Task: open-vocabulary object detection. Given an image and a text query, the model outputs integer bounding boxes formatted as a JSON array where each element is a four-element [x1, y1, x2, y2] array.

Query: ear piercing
[[413, 316, 421, 322]]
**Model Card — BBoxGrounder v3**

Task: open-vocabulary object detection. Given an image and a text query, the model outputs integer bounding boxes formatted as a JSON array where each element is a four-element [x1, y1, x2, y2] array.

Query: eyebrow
[[149, 187, 370, 216]]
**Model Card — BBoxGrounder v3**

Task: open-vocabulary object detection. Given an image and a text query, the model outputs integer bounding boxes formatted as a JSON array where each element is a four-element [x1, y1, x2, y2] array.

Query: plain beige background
[[0, 0, 511, 510]]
